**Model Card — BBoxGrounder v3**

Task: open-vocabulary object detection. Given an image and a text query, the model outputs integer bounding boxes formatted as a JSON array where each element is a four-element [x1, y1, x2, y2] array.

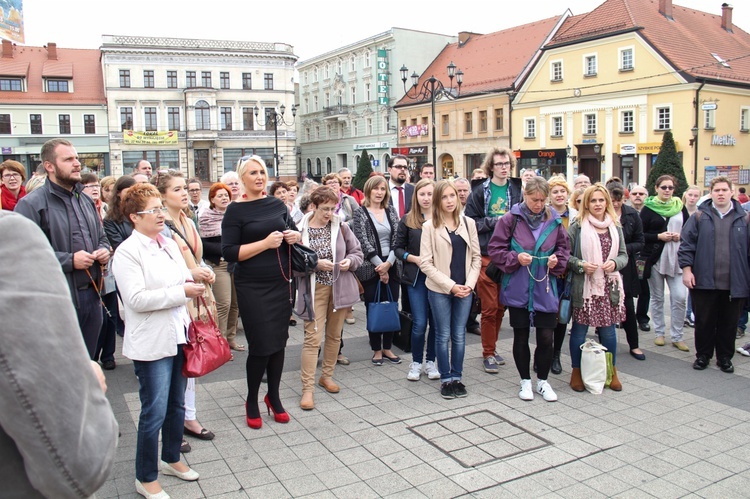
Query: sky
[[21, 0, 750, 63]]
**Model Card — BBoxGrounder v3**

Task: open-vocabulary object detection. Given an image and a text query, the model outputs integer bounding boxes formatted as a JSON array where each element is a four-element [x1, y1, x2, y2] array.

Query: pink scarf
[[580, 214, 624, 308]]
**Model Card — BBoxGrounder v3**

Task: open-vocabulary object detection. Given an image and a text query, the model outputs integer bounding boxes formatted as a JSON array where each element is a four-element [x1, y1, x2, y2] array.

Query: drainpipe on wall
[[693, 80, 705, 186], [507, 91, 515, 175]]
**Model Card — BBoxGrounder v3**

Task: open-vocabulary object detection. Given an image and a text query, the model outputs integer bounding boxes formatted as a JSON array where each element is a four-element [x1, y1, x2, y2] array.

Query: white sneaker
[[519, 379, 534, 401], [424, 360, 440, 380], [407, 362, 422, 381], [536, 380, 558, 402], [737, 344, 750, 357]]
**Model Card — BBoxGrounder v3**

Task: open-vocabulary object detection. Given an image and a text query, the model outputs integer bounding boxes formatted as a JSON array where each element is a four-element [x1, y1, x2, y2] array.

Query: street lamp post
[[400, 61, 464, 170], [254, 104, 297, 181]]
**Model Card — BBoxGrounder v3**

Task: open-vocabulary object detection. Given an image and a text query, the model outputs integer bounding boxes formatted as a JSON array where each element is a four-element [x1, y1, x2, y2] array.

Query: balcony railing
[[323, 105, 350, 119]]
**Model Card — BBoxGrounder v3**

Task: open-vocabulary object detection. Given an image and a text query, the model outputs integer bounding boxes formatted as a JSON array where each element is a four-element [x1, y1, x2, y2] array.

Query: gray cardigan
[[566, 220, 628, 309], [0, 212, 118, 498]]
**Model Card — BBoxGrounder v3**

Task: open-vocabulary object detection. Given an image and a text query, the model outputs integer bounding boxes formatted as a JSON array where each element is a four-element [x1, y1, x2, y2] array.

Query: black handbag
[[485, 215, 519, 283], [290, 243, 318, 275], [393, 311, 413, 353]]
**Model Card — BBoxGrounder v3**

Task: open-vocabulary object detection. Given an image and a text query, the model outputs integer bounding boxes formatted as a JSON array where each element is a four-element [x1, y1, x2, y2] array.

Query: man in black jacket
[[679, 176, 750, 373], [15, 139, 111, 359], [465, 146, 522, 373]]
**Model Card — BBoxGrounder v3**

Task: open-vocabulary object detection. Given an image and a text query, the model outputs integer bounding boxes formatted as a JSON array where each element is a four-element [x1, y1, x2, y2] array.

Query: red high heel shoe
[[264, 395, 290, 424], [245, 401, 262, 429]]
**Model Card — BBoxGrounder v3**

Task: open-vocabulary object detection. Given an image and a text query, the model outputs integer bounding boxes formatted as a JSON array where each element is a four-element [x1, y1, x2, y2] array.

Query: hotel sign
[[377, 49, 389, 106]]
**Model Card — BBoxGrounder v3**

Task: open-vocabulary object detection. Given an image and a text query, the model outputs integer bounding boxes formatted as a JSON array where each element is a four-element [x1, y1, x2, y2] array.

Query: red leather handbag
[[182, 296, 232, 378]]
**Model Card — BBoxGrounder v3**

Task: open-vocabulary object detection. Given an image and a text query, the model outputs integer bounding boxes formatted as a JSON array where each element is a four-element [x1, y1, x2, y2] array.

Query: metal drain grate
[[408, 410, 552, 468]]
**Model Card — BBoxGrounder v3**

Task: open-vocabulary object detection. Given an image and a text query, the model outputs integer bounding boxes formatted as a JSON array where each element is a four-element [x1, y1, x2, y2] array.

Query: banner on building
[[0, 0, 23, 44], [123, 130, 179, 145]]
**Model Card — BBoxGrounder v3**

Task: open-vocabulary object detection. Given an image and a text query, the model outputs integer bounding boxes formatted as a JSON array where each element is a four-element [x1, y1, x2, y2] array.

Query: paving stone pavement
[[100, 301, 750, 498]]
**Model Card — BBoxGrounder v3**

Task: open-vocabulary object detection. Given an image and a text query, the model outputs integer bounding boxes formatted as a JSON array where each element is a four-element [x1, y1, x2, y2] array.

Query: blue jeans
[[133, 350, 187, 483], [737, 299, 750, 332], [408, 273, 436, 364], [569, 321, 617, 368], [428, 290, 472, 382]]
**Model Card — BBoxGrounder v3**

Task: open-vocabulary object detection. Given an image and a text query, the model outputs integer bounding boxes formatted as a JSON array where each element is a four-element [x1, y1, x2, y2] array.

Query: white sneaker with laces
[[536, 379, 558, 402], [519, 379, 534, 401], [407, 362, 422, 381], [737, 344, 750, 357], [424, 360, 440, 380]]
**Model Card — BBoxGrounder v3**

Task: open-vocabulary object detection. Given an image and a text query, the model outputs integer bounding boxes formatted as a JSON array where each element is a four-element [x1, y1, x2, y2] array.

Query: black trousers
[[363, 269, 400, 351], [636, 277, 650, 324], [692, 289, 745, 361], [623, 292, 639, 350]]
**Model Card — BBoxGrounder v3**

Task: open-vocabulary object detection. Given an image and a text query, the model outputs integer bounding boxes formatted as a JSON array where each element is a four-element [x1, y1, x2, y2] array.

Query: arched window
[[326, 157, 332, 174], [195, 100, 210, 130], [306, 158, 312, 175], [316, 158, 322, 175]]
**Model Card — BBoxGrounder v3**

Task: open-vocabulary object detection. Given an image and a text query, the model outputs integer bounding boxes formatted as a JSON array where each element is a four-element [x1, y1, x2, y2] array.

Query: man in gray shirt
[[15, 139, 111, 359]]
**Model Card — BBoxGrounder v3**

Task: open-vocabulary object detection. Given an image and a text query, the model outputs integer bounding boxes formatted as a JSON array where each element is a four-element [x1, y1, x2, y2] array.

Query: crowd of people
[[5, 139, 750, 498]]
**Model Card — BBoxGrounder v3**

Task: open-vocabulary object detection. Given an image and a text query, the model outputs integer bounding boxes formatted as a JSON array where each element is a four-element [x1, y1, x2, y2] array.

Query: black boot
[[551, 350, 562, 375]]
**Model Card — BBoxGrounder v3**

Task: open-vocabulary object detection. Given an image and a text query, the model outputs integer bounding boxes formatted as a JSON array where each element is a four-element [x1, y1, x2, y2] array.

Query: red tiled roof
[[550, 0, 750, 85], [0, 45, 105, 104], [396, 15, 563, 106]]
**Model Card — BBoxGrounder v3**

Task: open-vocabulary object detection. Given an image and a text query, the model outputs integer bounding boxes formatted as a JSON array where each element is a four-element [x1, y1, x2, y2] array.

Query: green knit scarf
[[643, 195, 683, 218]]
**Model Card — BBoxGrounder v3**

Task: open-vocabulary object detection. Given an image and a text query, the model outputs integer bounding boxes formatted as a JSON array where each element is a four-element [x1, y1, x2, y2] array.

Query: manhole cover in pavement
[[408, 410, 551, 468]]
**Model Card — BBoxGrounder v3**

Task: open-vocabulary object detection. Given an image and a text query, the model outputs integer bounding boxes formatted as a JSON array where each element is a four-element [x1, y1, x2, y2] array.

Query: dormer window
[[46, 79, 70, 92], [0, 77, 23, 91]]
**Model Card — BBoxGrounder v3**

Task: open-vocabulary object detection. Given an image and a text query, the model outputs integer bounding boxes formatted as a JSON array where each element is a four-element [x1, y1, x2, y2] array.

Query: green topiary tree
[[353, 149, 373, 190], [645, 131, 689, 198]]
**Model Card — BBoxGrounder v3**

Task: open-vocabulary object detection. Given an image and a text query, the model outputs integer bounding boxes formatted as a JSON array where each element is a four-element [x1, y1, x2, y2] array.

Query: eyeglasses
[[82, 184, 100, 190], [631, 192, 646, 196], [493, 162, 511, 168], [658, 185, 674, 191], [575, 199, 582, 204], [317, 207, 336, 213], [225, 182, 239, 186], [2, 172, 21, 179], [325, 181, 341, 186], [188, 188, 202, 193], [390, 165, 408, 170], [136, 206, 168, 215]]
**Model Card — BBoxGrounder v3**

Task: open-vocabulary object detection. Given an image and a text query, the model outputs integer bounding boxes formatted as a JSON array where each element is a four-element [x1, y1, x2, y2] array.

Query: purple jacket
[[488, 204, 570, 313]]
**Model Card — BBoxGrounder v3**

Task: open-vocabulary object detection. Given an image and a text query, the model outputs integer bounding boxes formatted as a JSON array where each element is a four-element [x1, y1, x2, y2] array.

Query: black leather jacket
[[394, 218, 424, 286]]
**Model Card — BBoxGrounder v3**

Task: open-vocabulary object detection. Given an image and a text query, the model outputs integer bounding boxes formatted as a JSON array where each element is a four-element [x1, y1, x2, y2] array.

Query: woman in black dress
[[222, 155, 301, 429]]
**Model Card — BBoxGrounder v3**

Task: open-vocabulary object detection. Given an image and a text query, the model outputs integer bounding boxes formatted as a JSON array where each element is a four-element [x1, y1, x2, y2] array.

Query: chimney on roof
[[2, 39, 13, 58], [658, 0, 673, 20], [47, 42, 58, 60], [721, 3, 734, 33]]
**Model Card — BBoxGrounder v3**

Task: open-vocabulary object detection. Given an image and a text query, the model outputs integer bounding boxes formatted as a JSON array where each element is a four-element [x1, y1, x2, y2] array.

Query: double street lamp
[[254, 104, 297, 180], [400, 61, 464, 169]]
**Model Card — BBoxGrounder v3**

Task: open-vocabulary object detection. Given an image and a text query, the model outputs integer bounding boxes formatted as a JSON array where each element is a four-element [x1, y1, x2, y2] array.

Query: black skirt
[[235, 276, 291, 357], [508, 307, 558, 329]]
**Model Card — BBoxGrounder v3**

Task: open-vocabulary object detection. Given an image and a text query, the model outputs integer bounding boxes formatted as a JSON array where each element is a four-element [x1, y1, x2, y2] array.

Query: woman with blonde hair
[[394, 178, 440, 381], [569, 186, 585, 214], [420, 180, 481, 399], [153, 169, 217, 443], [352, 175, 403, 365], [100, 175, 116, 218], [222, 155, 301, 428], [567, 184, 628, 392]]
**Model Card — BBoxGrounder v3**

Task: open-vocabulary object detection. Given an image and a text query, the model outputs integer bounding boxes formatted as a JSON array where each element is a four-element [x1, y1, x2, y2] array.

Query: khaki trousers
[[300, 284, 348, 393], [210, 260, 239, 345]]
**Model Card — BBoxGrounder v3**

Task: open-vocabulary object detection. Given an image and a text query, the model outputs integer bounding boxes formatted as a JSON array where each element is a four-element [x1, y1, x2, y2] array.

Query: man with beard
[[387, 155, 413, 218], [15, 139, 111, 359]]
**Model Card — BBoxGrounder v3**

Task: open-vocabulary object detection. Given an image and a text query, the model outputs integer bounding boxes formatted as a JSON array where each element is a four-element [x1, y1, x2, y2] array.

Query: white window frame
[[654, 105, 672, 130], [353, 119, 359, 137], [584, 113, 597, 135], [324, 92, 330, 108], [550, 115, 563, 137], [704, 109, 715, 130], [367, 118, 373, 135], [324, 63, 330, 79], [314, 95, 319, 111], [364, 50, 371, 68], [583, 53, 598, 76], [524, 118, 536, 139], [741, 107, 750, 132], [167, 106, 182, 131], [349, 55, 356, 72], [550, 60, 563, 82], [619, 46, 635, 71], [303, 71, 308, 85], [350, 86, 356, 105], [620, 109, 634, 133], [143, 106, 158, 131], [365, 82, 371, 101]]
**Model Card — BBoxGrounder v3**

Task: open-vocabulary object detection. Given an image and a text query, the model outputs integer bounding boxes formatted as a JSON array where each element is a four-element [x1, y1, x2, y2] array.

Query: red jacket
[[343, 186, 364, 205]]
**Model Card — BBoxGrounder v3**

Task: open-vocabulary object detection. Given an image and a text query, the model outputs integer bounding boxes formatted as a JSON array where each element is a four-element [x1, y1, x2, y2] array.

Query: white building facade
[[101, 35, 297, 180], [296, 28, 455, 178]]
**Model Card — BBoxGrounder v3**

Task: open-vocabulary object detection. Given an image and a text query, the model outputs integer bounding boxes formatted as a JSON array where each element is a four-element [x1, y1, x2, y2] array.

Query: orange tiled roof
[[396, 15, 564, 107], [0, 45, 105, 104], [550, 0, 750, 85]]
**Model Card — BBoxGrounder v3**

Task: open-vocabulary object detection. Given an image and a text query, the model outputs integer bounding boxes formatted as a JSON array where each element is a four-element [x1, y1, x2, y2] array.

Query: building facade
[[394, 16, 567, 179], [512, 0, 750, 188], [0, 41, 108, 177], [296, 28, 456, 179], [101, 35, 297, 180]]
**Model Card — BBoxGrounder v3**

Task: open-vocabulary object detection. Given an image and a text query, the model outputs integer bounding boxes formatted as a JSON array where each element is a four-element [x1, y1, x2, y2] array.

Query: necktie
[[397, 187, 405, 218]]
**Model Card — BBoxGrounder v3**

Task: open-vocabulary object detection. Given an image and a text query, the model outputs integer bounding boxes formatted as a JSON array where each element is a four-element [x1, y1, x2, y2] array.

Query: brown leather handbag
[[182, 296, 232, 378]]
